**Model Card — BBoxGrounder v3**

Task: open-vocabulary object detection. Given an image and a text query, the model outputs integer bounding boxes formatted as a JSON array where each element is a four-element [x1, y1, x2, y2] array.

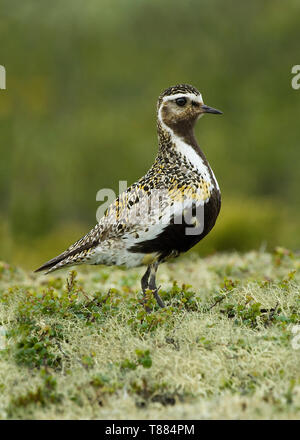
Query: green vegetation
[[0, 249, 299, 419], [1, 0, 299, 420], [0, 0, 300, 268]]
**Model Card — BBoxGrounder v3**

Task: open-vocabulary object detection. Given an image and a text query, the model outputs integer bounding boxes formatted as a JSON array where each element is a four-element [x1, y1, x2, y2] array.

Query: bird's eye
[[175, 97, 187, 107]]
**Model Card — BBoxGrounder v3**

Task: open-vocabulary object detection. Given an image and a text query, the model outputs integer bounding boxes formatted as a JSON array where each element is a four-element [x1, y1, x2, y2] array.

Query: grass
[[0, 248, 299, 419]]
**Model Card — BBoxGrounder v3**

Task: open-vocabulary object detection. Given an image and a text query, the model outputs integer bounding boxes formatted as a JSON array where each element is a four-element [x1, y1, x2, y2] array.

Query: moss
[[0, 250, 299, 419]]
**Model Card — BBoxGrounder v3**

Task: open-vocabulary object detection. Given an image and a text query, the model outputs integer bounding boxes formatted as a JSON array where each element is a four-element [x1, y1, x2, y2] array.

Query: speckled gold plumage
[[36, 84, 222, 308]]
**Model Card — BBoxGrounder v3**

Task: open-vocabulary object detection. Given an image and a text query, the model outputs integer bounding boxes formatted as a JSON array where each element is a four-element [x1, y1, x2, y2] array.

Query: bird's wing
[[35, 176, 208, 273], [34, 182, 164, 273]]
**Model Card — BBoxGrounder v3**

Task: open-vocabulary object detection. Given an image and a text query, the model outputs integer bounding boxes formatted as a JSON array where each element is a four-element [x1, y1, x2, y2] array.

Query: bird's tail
[[35, 228, 99, 274], [34, 253, 78, 274]]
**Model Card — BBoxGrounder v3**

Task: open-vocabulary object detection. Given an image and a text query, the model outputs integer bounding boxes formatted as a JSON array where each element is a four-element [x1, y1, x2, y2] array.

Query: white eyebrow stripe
[[162, 92, 203, 104]]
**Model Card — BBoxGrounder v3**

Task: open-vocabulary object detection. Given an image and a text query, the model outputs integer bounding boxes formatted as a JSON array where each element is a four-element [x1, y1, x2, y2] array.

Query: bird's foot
[[139, 286, 165, 312], [139, 290, 152, 314], [152, 285, 165, 308]]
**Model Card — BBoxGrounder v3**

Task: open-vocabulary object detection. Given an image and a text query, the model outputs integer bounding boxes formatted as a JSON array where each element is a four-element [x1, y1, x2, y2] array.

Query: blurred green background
[[0, 0, 299, 269]]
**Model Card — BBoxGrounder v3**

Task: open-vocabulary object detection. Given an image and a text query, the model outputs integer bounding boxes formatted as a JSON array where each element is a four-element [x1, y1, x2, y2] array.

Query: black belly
[[129, 189, 221, 260]]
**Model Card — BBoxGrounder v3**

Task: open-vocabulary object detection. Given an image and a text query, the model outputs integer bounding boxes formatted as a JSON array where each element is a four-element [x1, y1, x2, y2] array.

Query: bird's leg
[[140, 265, 152, 312], [141, 265, 151, 293], [148, 262, 165, 308]]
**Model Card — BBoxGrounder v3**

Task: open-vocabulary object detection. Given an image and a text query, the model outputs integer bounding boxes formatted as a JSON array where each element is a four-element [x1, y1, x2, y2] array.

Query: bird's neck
[[156, 119, 219, 191], [157, 119, 206, 163]]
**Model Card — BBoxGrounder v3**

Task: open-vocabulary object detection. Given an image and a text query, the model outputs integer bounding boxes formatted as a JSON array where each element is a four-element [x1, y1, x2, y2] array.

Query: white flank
[[173, 136, 212, 185], [210, 168, 220, 192]]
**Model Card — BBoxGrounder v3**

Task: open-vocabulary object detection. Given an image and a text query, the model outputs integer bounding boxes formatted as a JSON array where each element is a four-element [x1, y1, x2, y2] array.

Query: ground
[[0, 248, 299, 420]]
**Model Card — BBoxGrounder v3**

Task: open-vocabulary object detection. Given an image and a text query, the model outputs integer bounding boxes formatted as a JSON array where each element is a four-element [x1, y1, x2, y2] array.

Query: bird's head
[[157, 84, 222, 138]]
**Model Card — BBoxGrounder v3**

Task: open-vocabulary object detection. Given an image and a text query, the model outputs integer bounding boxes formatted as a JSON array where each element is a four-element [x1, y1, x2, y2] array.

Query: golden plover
[[36, 84, 222, 308]]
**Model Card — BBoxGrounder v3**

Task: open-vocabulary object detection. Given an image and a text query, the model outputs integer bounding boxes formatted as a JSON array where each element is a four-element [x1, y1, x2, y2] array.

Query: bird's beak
[[201, 104, 223, 115]]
